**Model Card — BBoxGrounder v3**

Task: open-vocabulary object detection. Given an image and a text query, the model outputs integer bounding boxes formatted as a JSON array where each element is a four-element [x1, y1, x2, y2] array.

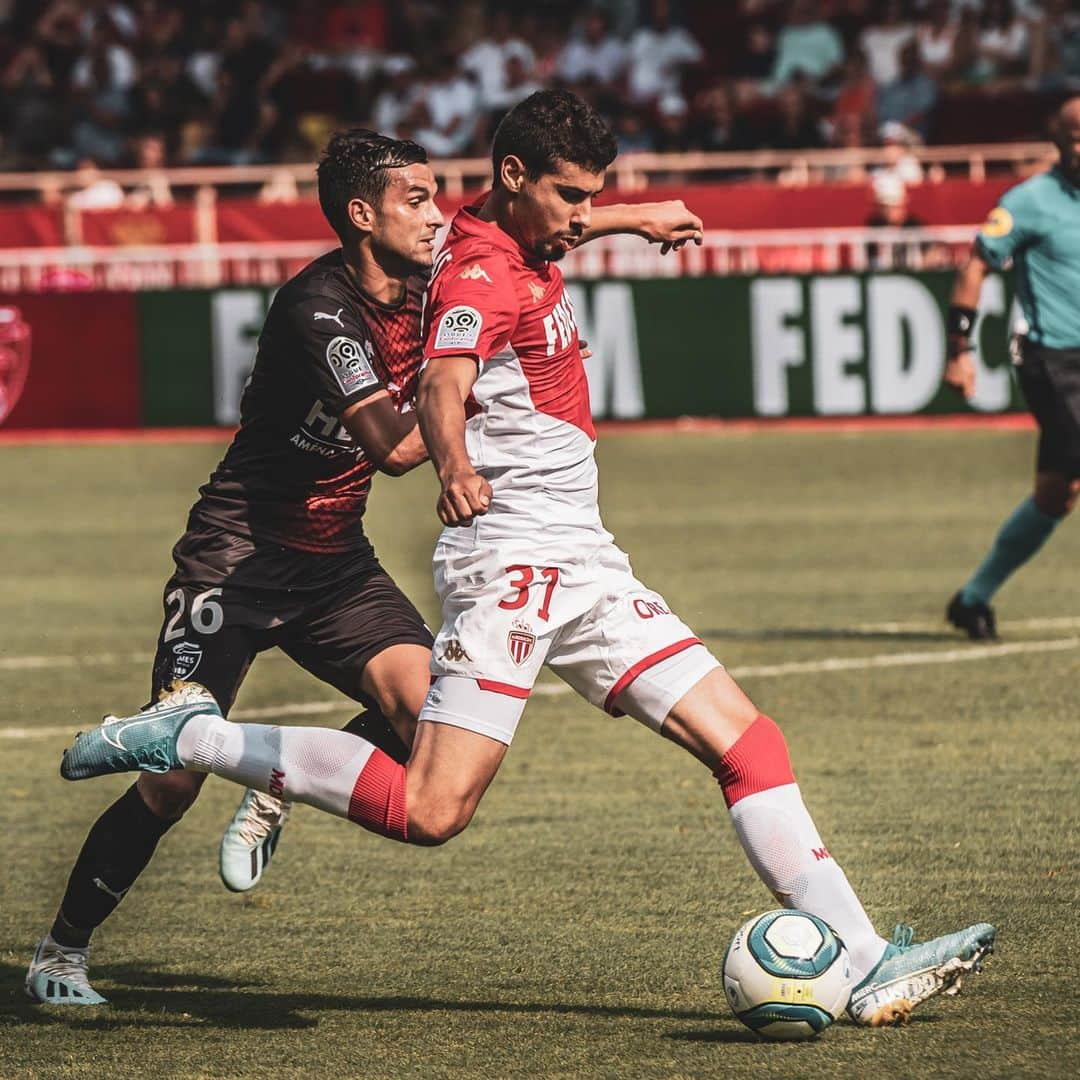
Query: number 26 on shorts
[[498, 566, 560, 621]]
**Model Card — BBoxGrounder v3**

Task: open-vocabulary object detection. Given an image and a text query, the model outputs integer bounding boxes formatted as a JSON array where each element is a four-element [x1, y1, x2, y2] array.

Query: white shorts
[[420, 539, 721, 744]]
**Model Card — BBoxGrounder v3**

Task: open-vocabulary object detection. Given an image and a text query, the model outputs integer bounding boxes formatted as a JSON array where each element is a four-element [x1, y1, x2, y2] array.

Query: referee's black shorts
[[149, 522, 433, 714], [1016, 338, 1080, 478]]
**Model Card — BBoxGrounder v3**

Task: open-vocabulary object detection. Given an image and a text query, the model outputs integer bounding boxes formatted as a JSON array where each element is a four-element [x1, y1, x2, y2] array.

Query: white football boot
[[219, 788, 291, 892], [25, 937, 107, 1006]]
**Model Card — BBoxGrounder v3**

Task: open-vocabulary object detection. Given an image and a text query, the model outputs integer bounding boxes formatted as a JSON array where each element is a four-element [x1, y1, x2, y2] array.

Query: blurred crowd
[[1, 0, 1078, 178]]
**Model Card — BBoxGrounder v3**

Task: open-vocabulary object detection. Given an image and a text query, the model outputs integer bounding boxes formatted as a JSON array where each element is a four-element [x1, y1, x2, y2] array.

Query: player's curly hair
[[317, 129, 428, 242], [491, 90, 618, 188]]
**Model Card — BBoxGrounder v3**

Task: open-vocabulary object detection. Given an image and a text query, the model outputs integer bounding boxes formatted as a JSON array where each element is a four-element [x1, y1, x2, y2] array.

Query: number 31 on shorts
[[498, 566, 560, 621]]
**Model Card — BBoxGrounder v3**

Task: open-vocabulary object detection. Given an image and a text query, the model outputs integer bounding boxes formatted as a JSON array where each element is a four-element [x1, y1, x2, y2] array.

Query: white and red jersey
[[422, 196, 609, 547]]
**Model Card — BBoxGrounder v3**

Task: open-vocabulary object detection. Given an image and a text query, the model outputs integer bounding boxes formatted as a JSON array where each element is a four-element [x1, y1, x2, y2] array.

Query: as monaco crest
[[507, 620, 536, 667], [0, 306, 31, 426]]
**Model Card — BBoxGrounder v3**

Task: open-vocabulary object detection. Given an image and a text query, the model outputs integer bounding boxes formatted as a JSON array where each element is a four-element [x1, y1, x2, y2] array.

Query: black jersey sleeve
[[275, 292, 387, 416]]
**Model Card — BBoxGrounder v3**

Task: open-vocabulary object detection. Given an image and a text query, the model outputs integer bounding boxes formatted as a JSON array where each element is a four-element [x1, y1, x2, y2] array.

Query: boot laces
[[236, 790, 290, 847]]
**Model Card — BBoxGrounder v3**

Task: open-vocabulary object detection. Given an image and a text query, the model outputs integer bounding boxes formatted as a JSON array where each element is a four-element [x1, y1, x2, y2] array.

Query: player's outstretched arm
[[416, 356, 492, 526], [943, 247, 991, 400], [581, 200, 704, 254], [342, 390, 428, 476]]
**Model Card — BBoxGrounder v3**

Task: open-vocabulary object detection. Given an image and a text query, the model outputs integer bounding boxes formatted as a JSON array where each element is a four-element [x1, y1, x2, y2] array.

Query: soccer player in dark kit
[[27, 128, 705, 1005]]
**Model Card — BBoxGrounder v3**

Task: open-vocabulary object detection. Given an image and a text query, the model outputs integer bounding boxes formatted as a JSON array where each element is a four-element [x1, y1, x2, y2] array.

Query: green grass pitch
[[1, 428, 1078, 1079]]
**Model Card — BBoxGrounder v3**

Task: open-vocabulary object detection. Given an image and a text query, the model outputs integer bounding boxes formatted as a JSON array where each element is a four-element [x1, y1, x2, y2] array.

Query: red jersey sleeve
[[422, 249, 520, 367]]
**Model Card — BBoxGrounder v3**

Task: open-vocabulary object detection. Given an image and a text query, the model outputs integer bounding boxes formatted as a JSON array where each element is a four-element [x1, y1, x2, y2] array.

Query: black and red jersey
[[191, 250, 424, 553]]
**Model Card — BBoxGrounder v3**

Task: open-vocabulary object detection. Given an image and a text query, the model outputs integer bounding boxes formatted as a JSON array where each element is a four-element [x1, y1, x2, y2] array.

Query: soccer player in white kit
[[61, 92, 995, 1027]]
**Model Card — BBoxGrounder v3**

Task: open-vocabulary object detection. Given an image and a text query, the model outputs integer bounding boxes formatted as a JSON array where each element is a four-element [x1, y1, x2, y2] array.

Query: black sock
[[342, 708, 411, 764], [50, 784, 177, 948]]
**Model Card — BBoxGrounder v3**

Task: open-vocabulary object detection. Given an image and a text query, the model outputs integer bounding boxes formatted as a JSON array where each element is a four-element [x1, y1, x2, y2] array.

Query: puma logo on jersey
[[528, 281, 545, 303], [313, 308, 345, 327], [440, 641, 472, 663], [459, 263, 492, 283]]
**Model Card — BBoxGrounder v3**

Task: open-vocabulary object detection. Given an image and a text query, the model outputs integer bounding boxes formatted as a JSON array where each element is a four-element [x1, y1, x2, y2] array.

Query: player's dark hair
[[491, 90, 618, 188], [317, 129, 428, 242]]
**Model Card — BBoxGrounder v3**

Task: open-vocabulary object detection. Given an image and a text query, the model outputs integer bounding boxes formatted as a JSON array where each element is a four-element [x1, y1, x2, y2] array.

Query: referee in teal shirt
[[944, 96, 1080, 639]]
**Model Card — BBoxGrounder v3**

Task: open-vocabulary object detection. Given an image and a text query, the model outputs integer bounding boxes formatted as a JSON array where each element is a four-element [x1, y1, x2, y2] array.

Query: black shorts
[[1016, 339, 1080, 477], [149, 522, 433, 715]]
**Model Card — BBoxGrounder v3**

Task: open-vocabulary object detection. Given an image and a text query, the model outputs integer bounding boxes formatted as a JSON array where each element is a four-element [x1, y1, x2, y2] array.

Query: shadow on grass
[[665, 1028, 763, 1044], [699, 627, 954, 644], [1, 959, 729, 1032], [667, 1010, 945, 1045]]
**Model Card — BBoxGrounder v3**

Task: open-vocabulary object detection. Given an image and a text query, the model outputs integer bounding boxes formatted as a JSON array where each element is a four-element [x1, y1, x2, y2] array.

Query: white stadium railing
[[0, 143, 1046, 288], [0, 142, 1055, 200], [0, 227, 981, 291]]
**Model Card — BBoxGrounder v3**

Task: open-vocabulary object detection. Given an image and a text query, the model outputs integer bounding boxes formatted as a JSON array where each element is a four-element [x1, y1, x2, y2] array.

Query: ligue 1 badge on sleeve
[[507, 619, 536, 667], [0, 305, 31, 426]]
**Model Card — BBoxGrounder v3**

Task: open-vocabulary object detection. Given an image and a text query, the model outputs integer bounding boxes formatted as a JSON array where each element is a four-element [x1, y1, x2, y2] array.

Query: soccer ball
[[722, 910, 854, 1040]]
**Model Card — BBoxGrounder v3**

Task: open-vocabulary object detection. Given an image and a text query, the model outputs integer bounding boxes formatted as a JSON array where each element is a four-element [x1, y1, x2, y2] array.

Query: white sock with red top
[[176, 715, 408, 841], [714, 715, 888, 980]]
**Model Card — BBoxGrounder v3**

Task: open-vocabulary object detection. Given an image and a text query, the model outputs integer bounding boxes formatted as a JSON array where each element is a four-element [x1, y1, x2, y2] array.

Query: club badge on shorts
[[171, 641, 203, 680], [507, 619, 536, 667]]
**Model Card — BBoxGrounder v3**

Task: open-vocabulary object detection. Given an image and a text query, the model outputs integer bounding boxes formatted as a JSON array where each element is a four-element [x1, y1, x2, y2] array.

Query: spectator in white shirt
[[555, 8, 627, 91], [410, 52, 482, 158], [459, 10, 536, 113], [978, 0, 1030, 79], [860, 0, 917, 85], [66, 157, 125, 209], [70, 19, 136, 94], [627, 0, 704, 105], [498, 53, 545, 114], [917, 0, 958, 78]]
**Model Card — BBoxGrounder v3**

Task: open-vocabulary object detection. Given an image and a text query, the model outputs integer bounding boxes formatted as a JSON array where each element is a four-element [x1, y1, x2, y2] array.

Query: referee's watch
[[946, 304, 977, 358]]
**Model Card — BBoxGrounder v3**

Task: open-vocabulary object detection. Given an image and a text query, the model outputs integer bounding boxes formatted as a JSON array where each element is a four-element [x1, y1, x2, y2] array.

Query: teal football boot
[[848, 922, 996, 1026], [60, 682, 220, 781], [25, 938, 108, 1006]]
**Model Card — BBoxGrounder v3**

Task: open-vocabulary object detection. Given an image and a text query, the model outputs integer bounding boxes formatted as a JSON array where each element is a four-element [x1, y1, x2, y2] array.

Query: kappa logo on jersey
[[543, 292, 577, 356], [171, 641, 203, 679], [528, 281, 545, 304], [507, 619, 536, 667], [440, 640, 472, 663], [325, 336, 379, 396], [434, 306, 483, 350], [459, 262, 493, 283], [313, 308, 345, 327]]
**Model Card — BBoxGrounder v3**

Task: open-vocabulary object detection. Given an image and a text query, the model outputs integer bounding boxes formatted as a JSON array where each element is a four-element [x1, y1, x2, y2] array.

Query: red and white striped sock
[[715, 715, 887, 980], [177, 716, 408, 841]]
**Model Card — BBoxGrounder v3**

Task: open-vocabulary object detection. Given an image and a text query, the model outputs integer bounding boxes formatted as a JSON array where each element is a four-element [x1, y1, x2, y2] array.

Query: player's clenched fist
[[638, 200, 704, 255], [437, 468, 492, 526]]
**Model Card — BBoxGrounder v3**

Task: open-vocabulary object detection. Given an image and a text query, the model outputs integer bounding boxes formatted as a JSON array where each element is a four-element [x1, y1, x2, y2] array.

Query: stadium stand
[[0, 0, 1076, 175]]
